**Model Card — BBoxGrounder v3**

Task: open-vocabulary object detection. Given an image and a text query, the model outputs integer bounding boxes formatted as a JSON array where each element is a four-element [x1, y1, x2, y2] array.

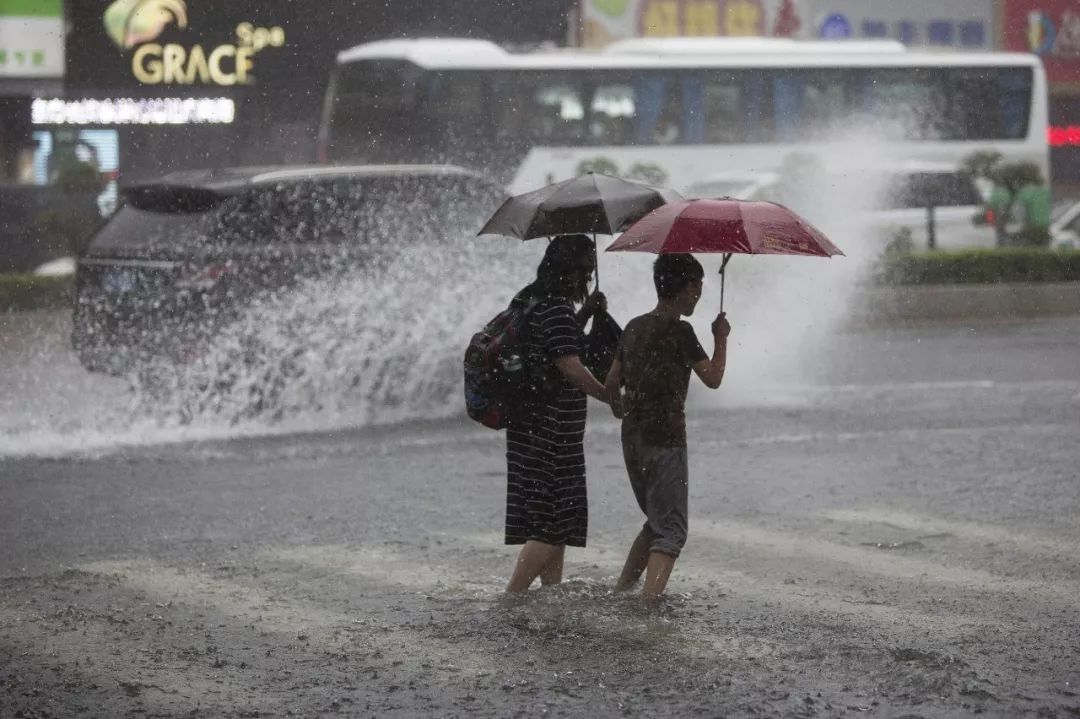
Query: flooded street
[[2, 314, 1079, 718], [4, 3, 1079, 717]]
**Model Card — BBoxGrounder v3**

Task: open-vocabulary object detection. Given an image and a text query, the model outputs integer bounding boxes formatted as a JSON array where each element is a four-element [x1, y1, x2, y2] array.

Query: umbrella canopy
[[477, 173, 683, 240], [606, 198, 843, 311], [606, 198, 844, 257]]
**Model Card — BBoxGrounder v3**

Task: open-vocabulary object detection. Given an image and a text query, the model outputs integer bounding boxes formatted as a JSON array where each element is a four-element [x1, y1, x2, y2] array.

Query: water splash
[[128, 237, 543, 428], [0, 141, 906, 458]]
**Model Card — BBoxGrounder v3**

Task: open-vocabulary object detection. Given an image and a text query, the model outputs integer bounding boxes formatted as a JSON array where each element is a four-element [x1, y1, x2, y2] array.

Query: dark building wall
[[0, 96, 34, 182]]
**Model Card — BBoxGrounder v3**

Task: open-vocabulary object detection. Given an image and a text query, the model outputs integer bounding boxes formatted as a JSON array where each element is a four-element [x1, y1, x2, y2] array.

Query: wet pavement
[[2, 315, 1079, 718]]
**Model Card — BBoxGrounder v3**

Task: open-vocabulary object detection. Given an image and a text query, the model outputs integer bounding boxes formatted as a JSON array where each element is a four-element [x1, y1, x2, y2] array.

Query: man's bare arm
[[604, 358, 624, 418], [692, 313, 730, 390]]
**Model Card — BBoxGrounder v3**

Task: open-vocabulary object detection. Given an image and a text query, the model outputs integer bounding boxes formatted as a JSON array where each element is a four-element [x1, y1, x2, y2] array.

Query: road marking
[[271, 543, 499, 595], [0, 606, 256, 711], [460, 532, 996, 640], [696, 421, 1076, 449], [80, 559, 502, 676], [822, 507, 1080, 563], [693, 520, 1080, 611]]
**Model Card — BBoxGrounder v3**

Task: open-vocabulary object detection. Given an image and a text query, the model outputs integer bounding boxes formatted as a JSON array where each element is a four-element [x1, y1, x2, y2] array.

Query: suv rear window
[[86, 204, 218, 256], [216, 175, 502, 245]]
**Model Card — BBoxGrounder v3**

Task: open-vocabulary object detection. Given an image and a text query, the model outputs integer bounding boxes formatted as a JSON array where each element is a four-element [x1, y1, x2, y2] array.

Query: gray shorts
[[621, 422, 689, 558]]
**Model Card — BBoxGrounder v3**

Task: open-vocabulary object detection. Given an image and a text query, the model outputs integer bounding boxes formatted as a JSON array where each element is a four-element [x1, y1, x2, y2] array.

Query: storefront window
[[32, 129, 119, 216]]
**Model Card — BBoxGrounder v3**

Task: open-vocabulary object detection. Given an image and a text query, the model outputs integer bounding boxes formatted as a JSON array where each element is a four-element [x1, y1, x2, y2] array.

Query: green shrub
[[0, 274, 74, 311], [877, 248, 1080, 285]]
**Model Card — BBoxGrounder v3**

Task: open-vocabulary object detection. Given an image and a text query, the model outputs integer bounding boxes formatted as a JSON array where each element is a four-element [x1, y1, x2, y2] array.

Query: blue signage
[[819, 14, 988, 49], [819, 13, 852, 39]]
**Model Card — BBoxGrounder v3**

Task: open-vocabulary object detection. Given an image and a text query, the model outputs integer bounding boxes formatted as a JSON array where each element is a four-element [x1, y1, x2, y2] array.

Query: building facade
[[1000, 0, 1080, 191], [29, 0, 577, 209], [578, 0, 997, 49]]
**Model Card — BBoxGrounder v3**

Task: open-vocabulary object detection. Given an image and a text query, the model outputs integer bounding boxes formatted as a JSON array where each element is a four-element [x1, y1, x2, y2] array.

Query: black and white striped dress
[[505, 297, 589, 548]]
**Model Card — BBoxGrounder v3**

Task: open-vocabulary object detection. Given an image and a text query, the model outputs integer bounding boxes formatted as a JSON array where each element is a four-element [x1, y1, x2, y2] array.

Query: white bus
[[318, 37, 1049, 196]]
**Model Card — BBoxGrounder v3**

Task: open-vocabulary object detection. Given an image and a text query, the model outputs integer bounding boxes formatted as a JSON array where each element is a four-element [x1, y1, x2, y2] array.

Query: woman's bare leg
[[507, 541, 561, 594], [539, 545, 565, 586], [641, 551, 676, 605], [615, 529, 652, 591]]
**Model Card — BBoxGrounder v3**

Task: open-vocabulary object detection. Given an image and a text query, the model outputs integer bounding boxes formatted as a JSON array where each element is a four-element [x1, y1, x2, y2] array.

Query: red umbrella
[[606, 198, 844, 310]]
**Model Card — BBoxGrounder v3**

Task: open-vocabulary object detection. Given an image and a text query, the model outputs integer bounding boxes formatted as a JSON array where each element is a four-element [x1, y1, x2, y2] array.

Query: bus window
[[492, 72, 586, 145], [946, 68, 1032, 140], [422, 72, 489, 145], [996, 69, 1033, 140], [858, 69, 948, 140], [631, 73, 681, 144], [699, 71, 767, 144], [590, 83, 636, 145], [772, 70, 850, 142], [329, 60, 424, 160], [535, 84, 585, 140]]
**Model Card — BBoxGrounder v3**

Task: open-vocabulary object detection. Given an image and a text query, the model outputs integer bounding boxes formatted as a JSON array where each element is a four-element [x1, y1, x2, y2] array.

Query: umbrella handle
[[593, 233, 599, 291], [719, 253, 732, 313]]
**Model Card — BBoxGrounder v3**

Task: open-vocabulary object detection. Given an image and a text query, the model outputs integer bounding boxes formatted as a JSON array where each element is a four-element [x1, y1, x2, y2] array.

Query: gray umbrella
[[478, 173, 682, 240], [478, 173, 683, 286]]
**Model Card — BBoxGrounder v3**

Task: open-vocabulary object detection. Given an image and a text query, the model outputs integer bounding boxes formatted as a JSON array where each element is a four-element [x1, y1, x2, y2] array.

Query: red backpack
[[463, 296, 541, 430]]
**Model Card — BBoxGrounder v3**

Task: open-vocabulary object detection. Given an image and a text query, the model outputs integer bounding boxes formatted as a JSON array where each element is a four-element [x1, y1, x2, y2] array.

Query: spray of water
[[596, 143, 893, 408], [0, 136, 912, 458], [128, 237, 543, 429]]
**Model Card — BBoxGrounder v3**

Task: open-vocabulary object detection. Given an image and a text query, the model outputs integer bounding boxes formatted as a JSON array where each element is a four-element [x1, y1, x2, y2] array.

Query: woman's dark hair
[[654, 253, 704, 299], [526, 234, 595, 302]]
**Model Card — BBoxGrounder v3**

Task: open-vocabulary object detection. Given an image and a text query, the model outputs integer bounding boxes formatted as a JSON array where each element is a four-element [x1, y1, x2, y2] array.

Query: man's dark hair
[[528, 234, 595, 302], [654, 254, 704, 299]]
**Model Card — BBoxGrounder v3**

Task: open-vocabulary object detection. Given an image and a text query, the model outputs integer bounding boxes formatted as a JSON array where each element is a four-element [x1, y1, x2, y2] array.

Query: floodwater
[[2, 328, 1080, 715]]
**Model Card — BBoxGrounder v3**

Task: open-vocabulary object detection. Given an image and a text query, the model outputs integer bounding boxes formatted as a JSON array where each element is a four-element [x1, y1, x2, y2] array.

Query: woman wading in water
[[503, 234, 611, 594]]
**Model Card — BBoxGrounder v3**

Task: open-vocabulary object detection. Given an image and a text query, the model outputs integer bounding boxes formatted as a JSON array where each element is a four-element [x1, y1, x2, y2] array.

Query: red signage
[[1002, 1, 1080, 86]]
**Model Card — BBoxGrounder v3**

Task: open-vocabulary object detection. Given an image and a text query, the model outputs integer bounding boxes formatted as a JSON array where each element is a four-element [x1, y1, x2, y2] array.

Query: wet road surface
[[2, 315, 1079, 718]]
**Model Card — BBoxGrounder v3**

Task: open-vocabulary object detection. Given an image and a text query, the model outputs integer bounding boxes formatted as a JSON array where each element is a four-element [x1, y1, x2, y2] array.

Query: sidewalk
[[851, 281, 1080, 325]]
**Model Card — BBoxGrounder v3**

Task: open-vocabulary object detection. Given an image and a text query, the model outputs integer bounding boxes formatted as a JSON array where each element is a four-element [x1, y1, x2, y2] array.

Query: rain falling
[[1, 1, 1079, 717]]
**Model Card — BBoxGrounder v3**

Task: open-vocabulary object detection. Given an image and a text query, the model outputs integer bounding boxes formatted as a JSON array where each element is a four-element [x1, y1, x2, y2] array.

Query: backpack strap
[[510, 290, 543, 316]]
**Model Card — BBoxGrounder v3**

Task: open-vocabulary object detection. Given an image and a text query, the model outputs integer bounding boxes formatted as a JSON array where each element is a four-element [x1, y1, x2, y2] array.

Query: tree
[[35, 156, 104, 257], [576, 157, 620, 176], [961, 151, 1050, 247], [625, 162, 668, 186]]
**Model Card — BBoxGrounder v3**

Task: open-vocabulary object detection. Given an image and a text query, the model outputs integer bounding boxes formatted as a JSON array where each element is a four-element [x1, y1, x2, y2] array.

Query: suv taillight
[[176, 262, 230, 291]]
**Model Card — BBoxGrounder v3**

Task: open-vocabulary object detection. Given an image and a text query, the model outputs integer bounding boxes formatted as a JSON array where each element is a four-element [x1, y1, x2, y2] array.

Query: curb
[[853, 282, 1080, 324]]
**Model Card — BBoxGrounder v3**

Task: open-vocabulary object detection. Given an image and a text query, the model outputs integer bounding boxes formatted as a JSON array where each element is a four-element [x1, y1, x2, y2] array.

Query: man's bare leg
[[506, 540, 561, 594], [615, 529, 652, 591], [539, 545, 565, 586], [641, 551, 676, 605]]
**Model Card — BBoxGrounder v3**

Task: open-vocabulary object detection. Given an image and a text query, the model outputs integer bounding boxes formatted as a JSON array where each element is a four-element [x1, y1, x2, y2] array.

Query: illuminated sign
[[104, 0, 187, 49], [818, 13, 852, 39], [1049, 125, 1080, 147], [101, 0, 285, 86], [32, 97, 235, 125]]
